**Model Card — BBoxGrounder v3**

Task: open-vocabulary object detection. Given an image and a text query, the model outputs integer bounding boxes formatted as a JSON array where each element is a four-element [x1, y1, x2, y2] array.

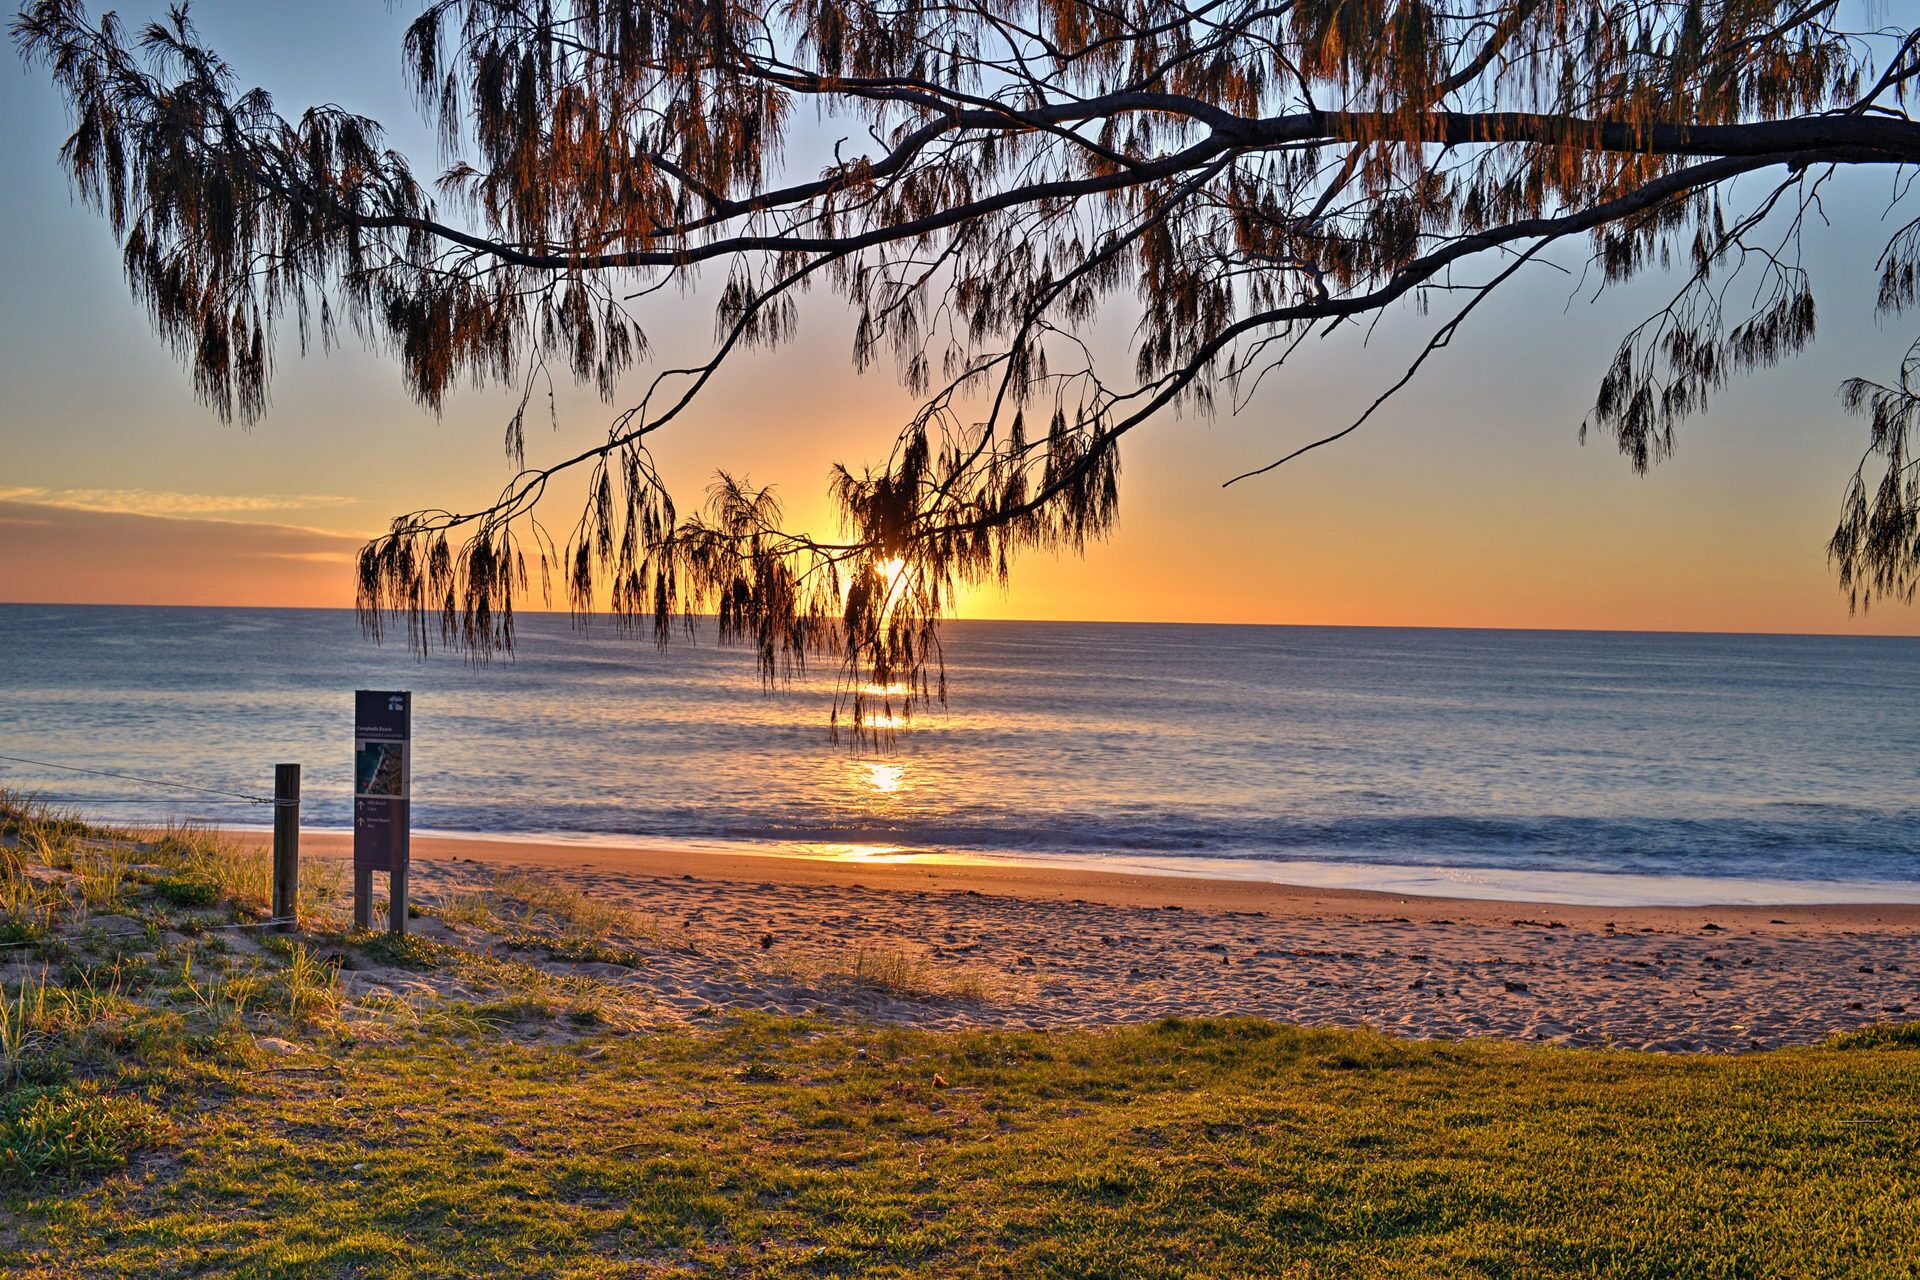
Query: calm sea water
[[2, 604, 1917, 904]]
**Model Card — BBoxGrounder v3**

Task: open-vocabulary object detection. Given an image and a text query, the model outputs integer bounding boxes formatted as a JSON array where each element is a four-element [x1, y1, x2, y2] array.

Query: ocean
[[1, 604, 1916, 905]]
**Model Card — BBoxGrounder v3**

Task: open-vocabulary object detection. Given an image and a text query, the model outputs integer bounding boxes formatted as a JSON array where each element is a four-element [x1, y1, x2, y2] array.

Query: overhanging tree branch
[[14, 0, 1920, 733]]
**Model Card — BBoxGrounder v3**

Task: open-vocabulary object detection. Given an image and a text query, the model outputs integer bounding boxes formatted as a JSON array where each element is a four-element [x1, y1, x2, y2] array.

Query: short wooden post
[[271, 763, 300, 931]]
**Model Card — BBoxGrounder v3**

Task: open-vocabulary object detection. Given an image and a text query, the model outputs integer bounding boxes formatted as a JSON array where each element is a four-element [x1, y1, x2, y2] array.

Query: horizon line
[[1, 598, 1914, 642]]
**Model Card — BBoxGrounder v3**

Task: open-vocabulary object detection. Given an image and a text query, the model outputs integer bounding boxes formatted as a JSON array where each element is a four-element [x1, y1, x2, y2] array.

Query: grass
[[0, 1082, 172, 1191], [0, 790, 93, 853], [134, 821, 344, 925], [773, 942, 1009, 1004], [0, 968, 140, 1085], [275, 943, 344, 1025], [1829, 1021, 1920, 1050], [0, 791, 86, 945], [0, 978, 48, 1081], [4, 790, 1920, 1277], [73, 843, 135, 913], [0, 869, 61, 946], [425, 885, 499, 930], [348, 931, 645, 1036], [423, 869, 671, 969], [464, 869, 663, 944], [6, 1019, 1919, 1277]]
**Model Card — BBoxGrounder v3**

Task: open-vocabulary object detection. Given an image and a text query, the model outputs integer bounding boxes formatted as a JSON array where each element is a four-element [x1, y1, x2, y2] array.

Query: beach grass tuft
[[73, 842, 135, 912], [274, 943, 344, 1025], [140, 823, 271, 914], [425, 885, 498, 930], [0, 864, 62, 946], [485, 869, 661, 942], [420, 868, 668, 966], [0, 789, 90, 857], [134, 821, 345, 925], [1829, 1020, 1920, 1050], [771, 943, 1009, 1004]]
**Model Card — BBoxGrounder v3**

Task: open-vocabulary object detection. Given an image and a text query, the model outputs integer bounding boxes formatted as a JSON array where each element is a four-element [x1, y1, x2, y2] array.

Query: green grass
[[1830, 1021, 1920, 1051], [4, 790, 1919, 1277], [135, 821, 344, 924], [6, 1019, 1919, 1278], [73, 843, 136, 912], [0, 1082, 172, 1190]]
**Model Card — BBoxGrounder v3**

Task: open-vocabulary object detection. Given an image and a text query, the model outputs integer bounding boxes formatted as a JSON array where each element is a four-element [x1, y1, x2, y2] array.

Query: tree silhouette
[[16, 1, 1920, 730]]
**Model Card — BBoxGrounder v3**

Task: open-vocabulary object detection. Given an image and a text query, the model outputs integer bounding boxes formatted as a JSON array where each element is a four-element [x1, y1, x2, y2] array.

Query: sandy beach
[[242, 831, 1920, 1052]]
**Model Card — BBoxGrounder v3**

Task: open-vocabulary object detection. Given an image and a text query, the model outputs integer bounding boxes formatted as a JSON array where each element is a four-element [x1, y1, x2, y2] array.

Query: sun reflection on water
[[863, 761, 906, 794]]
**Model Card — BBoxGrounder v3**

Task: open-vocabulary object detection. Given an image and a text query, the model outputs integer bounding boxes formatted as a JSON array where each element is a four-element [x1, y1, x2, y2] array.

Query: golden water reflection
[[863, 761, 906, 794]]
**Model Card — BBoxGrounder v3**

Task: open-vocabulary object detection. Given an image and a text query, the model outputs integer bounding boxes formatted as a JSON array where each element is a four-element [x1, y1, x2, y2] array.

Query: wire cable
[[0, 752, 274, 805], [0, 916, 299, 950]]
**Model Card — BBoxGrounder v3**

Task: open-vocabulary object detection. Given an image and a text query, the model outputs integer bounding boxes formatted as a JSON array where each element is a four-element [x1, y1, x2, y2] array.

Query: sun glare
[[864, 761, 906, 794]]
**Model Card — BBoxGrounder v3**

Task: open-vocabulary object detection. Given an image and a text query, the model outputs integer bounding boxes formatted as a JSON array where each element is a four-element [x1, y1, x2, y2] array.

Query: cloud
[[254, 550, 361, 565], [0, 500, 366, 607], [0, 486, 360, 518]]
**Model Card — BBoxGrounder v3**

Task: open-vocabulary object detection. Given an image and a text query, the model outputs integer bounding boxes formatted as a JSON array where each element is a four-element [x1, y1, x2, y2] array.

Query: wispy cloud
[[0, 486, 360, 517], [0, 499, 366, 606]]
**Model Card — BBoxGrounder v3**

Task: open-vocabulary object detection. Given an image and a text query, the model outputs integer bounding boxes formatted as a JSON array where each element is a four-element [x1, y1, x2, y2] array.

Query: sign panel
[[353, 690, 411, 874]]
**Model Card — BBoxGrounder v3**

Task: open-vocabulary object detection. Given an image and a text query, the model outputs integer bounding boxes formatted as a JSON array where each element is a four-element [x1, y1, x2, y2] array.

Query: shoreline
[[215, 827, 1920, 1051], [235, 827, 1920, 930]]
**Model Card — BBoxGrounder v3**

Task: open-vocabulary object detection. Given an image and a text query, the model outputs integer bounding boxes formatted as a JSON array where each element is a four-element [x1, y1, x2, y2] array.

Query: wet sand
[[251, 831, 1920, 1052]]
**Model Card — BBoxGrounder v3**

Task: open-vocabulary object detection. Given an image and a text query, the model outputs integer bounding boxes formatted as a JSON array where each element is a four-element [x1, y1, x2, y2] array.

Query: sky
[[2, 2, 1917, 636]]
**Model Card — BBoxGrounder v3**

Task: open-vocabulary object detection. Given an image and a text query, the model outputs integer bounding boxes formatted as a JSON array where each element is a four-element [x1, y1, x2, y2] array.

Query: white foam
[[397, 827, 1920, 908]]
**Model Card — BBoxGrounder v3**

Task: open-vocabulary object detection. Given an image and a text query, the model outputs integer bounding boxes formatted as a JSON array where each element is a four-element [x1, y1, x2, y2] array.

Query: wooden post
[[389, 862, 409, 936], [353, 867, 373, 930], [271, 763, 300, 932]]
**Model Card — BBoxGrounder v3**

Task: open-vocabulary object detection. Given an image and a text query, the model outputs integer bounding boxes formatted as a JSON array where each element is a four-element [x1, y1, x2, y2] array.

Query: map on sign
[[354, 740, 405, 797]]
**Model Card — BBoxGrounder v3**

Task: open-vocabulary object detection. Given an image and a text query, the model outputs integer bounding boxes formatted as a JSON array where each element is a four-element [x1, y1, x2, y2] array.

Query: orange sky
[[0, 501, 359, 608], [3, 2, 1917, 638], [3, 463, 1913, 636]]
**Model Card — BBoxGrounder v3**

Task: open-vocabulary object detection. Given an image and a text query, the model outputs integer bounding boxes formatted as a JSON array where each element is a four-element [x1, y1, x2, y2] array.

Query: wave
[[377, 804, 1920, 887]]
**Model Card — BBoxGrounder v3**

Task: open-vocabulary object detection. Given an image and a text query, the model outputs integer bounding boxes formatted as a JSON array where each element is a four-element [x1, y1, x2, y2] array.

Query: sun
[[880, 556, 907, 592], [867, 555, 911, 620]]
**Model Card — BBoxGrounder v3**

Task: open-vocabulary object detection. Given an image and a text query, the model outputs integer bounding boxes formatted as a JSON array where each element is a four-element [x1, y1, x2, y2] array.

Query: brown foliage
[[15, 2, 1920, 718]]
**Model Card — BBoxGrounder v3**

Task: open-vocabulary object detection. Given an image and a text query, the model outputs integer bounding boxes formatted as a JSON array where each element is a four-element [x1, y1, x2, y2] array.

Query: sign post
[[352, 690, 412, 935]]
